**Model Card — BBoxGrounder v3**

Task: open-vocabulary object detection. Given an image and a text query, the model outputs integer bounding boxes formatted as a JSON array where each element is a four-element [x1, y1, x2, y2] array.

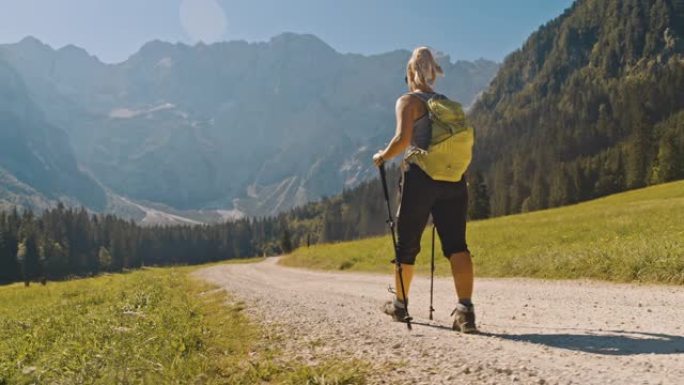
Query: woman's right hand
[[373, 151, 385, 167]]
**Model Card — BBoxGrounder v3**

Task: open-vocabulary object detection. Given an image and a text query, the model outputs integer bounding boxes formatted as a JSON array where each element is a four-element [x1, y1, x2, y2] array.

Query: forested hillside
[[276, 166, 490, 245], [469, 0, 684, 216]]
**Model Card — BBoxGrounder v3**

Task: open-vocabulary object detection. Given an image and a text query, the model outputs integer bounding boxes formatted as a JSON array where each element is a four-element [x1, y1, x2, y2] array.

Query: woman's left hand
[[372, 151, 385, 167]]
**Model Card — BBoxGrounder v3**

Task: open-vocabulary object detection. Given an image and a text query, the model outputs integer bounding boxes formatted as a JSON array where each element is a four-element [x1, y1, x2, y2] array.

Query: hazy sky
[[0, 0, 574, 63]]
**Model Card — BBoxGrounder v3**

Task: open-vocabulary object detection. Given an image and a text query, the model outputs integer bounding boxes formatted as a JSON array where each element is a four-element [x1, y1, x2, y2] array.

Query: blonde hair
[[406, 47, 443, 90]]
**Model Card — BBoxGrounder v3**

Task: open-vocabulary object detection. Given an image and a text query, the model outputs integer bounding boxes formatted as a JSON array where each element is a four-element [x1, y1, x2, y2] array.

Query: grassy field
[[0, 261, 367, 385], [282, 181, 684, 284]]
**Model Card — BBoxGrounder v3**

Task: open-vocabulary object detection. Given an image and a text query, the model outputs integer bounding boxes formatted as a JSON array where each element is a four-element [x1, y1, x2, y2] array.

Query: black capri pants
[[396, 163, 469, 265]]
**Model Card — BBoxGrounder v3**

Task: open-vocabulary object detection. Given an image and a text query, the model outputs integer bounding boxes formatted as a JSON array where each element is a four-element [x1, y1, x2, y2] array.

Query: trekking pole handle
[[379, 163, 391, 202], [379, 164, 395, 228]]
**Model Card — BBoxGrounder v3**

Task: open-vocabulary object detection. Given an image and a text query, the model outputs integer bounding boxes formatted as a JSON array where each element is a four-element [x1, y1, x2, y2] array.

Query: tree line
[[275, 165, 489, 247], [0, 166, 490, 285], [0, 204, 285, 285]]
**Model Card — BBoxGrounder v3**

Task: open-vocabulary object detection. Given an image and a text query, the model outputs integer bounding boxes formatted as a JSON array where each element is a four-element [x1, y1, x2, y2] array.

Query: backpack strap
[[408, 92, 443, 122], [408, 91, 435, 104]]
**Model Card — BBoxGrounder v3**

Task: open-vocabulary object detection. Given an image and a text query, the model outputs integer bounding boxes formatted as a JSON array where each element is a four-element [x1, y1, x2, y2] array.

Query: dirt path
[[195, 258, 684, 385]]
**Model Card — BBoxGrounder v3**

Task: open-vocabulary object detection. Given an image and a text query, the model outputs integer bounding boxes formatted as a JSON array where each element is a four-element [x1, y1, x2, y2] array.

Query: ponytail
[[406, 47, 444, 90]]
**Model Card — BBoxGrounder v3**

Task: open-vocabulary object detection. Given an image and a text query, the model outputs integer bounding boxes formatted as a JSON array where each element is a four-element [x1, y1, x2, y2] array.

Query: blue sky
[[0, 0, 574, 63]]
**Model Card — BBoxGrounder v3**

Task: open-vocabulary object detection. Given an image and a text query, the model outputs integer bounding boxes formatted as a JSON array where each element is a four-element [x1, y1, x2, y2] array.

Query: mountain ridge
[[0, 56, 106, 211], [0, 33, 499, 220]]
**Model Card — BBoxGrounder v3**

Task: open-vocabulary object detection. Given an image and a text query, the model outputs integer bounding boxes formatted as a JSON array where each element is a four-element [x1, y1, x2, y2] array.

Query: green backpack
[[405, 93, 474, 182]]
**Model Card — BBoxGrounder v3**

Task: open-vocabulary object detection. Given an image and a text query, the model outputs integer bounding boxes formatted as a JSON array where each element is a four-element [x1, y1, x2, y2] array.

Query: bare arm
[[373, 95, 421, 166]]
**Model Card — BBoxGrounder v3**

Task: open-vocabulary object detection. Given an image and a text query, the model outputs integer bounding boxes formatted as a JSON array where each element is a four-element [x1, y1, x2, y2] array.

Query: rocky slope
[[0, 57, 106, 211]]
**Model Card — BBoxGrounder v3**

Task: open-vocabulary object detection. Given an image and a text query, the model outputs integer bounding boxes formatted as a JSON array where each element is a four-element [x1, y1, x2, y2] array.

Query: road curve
[[195, 257, 684, 385]]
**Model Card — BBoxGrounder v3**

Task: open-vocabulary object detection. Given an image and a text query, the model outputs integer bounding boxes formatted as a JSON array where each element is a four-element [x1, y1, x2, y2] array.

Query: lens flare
[[179, 0, 227, 43]]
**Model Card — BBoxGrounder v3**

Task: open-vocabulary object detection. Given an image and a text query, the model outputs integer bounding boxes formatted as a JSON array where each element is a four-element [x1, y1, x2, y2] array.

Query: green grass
[[282, 181, 684, 284], [0, 261, 367, 385]]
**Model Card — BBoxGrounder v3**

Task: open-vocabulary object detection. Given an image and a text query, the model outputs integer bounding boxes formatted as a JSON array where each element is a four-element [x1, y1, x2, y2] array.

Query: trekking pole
[[429, 224, 436, 320], [379, 163, 412, 330]]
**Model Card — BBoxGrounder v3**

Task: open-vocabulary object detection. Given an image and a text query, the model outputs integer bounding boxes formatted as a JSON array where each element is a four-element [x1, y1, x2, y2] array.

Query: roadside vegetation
[[282, 180, 684, 284], [0, 261, 367, 385]]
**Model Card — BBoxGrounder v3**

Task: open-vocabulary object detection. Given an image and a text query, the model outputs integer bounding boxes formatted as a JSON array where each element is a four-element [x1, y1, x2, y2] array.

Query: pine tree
[[109, 230, 126, 272], [280, 227, 293, 254], [468, 172, 491, 219], [651, 132, 680, 183], [0, 229, 20, 283], [98, 246, 112, 272], [19, 230, 42, 287], [625, 130, 649, 189], [527, 169, 548, 212], [42, 240, 69, 279]]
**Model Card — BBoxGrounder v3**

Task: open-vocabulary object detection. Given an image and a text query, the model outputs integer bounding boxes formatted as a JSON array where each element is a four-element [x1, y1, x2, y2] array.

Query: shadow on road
[[406, 320, 684, 356], [483, 330, 684, 356]]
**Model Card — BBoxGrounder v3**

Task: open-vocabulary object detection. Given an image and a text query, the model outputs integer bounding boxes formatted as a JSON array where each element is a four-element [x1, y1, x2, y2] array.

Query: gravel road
[[195, 258, 684, 385]]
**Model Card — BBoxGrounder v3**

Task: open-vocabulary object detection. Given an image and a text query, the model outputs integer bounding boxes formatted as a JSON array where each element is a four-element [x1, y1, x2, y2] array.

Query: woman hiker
[[372, 47, 477, 333]]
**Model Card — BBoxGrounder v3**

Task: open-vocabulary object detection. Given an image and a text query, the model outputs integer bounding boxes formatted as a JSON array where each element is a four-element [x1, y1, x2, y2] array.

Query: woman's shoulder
[[396, 93, 422, 112], [396, 93, 428, 119]]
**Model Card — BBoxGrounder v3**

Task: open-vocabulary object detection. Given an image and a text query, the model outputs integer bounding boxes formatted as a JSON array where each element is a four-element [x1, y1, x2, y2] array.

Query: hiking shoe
[[382, 299, 409, 322], [451, 303, 477, 333]]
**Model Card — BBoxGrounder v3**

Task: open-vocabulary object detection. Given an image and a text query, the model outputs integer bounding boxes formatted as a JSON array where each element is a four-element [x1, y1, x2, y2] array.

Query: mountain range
[[0, 33, 498, 221], [5, 0, 681, 224]]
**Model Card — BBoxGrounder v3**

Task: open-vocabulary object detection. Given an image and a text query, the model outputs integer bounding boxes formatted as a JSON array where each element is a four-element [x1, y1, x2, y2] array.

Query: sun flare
[[179, 0, 227, 43]]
